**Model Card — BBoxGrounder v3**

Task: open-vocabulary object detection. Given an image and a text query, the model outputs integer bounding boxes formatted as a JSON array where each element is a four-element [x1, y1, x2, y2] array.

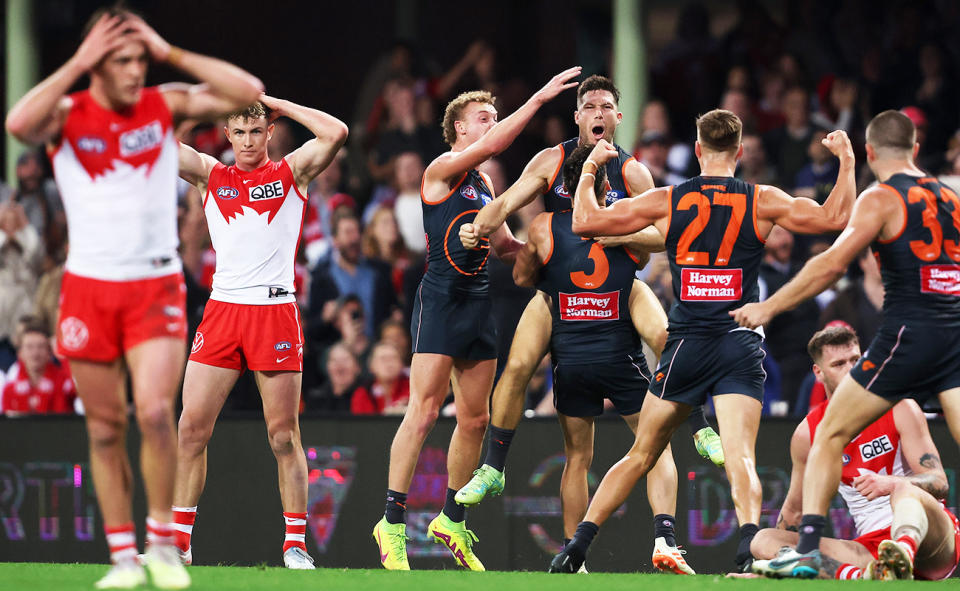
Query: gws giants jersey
[[51, 88, 180, 280], [807, 402, 905, 535], [544, 138, 635, 213], [204, 159, 306, 304]]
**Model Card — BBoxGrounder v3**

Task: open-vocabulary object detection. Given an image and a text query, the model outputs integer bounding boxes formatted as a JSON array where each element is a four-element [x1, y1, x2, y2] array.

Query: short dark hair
[[562, 144, 606, 198], [866, 110, 916, 153], [577, 75, 620, 108], [696, 109, 742, 153], [331, 207, 359, 238], [81, 2, 139, 40], [807, 325, 859, 363]]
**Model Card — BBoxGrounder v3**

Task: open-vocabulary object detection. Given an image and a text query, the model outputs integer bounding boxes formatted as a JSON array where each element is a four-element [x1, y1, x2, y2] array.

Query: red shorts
[[854, 508, 960, 581], [853, 527, 890, 558], [57, 271, 187, 361], [189, 300, 303, 372]]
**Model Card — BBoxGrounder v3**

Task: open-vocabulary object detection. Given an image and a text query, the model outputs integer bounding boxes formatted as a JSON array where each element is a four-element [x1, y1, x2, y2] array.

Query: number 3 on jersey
[[570, 243, 609, 288], [675, 191, 746, 266], [908, 185, 960, 261]]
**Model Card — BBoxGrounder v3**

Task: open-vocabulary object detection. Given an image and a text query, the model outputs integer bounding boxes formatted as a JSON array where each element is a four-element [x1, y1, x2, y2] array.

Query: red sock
[[104, 523, 138, 564], [896, 535, 918, 561], [172, 506, 197, 553], [835, 564, 862, 579], [283, 512, 307, 553], [146, 516, 174, 549]]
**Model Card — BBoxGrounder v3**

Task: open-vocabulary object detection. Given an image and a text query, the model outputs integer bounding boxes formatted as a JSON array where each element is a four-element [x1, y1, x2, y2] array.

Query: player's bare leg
[[557, 414, 595, 539], [126, 337, 189, 588], [875, 479, 958, 580], [938, 387, 960, 449], [257, 370, 313, 569], [713, 393, 762, 569]]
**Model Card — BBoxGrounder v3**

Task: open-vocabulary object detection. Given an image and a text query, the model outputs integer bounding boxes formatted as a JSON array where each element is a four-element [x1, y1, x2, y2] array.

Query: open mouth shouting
[[590, 124, 606, 141]]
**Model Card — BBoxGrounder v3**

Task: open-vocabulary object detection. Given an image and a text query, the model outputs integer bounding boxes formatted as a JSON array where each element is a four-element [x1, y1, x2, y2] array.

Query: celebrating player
[[549, 110, 856, 573], [5, 6, 263, 588], [732, 110, 960, 577], [455, 77, 723, 515], [172, 97, 347, 569], [749, 325, 958, 580], [372, 67, 581, 571], [511, 144, 694, 574]]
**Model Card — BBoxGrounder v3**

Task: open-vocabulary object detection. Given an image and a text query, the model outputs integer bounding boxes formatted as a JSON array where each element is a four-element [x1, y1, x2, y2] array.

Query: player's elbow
[[571, 218, 600, 238], [5, 114, 32, 144]]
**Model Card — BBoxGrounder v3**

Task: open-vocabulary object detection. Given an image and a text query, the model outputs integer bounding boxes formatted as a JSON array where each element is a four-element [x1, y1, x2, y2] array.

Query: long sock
[[797, 514, 826, 554], [105, 523, 138, 564], [443, 487, 466, 523], [483, 425, 515, 472], [654, 514, 677, 547], [283, 512, 308, 553], [172, 506, 197, 553], [384, 490, 407, 524], [836, 564, 862, 579], [736, 523, 759, 568], [896, 535, 918, 561], [146, 516, 174, 549], [687, 406, 709, 434], [565, 521, 599, 563], [563, 537, 571, 549]]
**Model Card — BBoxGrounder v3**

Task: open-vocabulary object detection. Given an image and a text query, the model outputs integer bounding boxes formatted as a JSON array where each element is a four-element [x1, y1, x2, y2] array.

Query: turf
[[0, 563, 929, 590]]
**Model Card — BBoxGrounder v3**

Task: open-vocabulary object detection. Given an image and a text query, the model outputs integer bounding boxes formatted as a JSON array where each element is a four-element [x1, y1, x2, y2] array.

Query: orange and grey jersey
[[536, 210, 642, 363], [665, 176, 765, 336], [544, 138, 635, 213], [872, 173, 960, 326], [421, 169, 494, 296]]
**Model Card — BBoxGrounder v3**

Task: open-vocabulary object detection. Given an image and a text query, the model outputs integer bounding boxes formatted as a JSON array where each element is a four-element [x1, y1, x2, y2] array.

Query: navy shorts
[[649, 330, 765, 406], [410, 283, 497, 360], [850, 322, 960, 403], [552, 352, 650, 417]]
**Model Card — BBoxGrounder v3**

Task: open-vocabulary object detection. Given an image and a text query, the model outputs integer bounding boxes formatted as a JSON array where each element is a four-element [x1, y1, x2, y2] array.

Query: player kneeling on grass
[[749, 325, 959, 580]]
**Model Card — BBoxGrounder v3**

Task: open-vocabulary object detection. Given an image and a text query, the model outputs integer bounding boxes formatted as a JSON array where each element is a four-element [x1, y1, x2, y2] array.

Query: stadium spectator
[[794, 129, 840, 203], [635, 131, 685, 186], [362, 206, 410, 301], [308, 342, 370, 415], [303, 149, 349, 267], [764, 86, 815, 190], [392, 151, 427, 255], [1, 318, 75, 416], [737, 134, 777, 185], [820, 248, 883, 347], [1, 151, 65, 262], [355, 341, 410, 415], [0, 201, 43, 370]]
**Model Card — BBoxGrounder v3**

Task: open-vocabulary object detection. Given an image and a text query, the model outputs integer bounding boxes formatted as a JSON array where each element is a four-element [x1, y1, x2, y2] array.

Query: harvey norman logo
[[559, 291, 619, 321], [680, 268, 742, 301], [921, 264, 960, 296]]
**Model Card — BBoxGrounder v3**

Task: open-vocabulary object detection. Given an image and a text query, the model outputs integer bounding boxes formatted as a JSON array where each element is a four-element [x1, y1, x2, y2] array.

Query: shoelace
[[388, 529, 410, 555]]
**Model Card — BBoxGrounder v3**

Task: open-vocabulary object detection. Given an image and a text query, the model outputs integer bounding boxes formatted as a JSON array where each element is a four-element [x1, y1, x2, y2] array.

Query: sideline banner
[[0, 416, 955, 573]]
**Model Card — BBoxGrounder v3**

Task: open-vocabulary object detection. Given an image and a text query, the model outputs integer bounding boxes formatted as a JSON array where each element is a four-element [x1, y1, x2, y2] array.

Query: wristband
[[166, 46, 184, 66]]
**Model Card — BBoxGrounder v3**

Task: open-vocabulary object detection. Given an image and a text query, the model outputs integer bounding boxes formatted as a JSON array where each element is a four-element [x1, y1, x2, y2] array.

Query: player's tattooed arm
[[775, 512, 798, 532], [909, 453, 948, 499], [817, 554, 846, 579]]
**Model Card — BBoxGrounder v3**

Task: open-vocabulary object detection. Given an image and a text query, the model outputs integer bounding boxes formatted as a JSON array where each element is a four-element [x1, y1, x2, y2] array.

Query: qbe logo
[[119, 120, 163, 156], [859, 434, 894, 461], [250, 180, 285, 201]]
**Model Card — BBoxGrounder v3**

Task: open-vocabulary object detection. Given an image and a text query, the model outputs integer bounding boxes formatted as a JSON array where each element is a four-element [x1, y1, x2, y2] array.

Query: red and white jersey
[[203, 159, 306, 304], [807, 402, 906, 535], [50, 88, 181, 280], [1, 361, 76, 414]]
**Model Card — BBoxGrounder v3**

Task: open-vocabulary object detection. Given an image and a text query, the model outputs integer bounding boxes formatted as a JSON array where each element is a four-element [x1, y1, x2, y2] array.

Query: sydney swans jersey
[[544, 138, 635, 213], [204, 159, 306, 304], [872, 174, 960, 326], [51, 88, 180, 280], [665, 176, 765, 335], [807, 402, 905, 535]]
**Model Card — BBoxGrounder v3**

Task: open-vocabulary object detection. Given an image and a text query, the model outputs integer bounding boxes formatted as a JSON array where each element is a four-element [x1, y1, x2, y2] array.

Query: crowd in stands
[[3, 1, 960, 418]]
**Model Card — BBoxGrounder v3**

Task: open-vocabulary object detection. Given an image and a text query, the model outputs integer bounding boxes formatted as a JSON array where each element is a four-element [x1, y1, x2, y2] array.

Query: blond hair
[[696, 109, 742, 153], [442, 91, 496, 146]]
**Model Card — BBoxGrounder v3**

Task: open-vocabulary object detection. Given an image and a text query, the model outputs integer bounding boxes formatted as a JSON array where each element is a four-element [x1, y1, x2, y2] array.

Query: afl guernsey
[[536, 210, 642, 364], [665, 176, 765, 335], [872, 174, 960, 327], [50, 87, 180, 280], [807, 402, 904, 535], [421, 169, 493, 296], [544, 138, 635, 213], [204, 159, 306, 305]]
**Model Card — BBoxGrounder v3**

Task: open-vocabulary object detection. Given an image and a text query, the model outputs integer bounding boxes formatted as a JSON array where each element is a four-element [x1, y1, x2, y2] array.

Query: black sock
[[736, 523, 759, 567], [565, 521, 599, 562], [483, 425, 515, 472], [442, 487, 466, 523], [796, 514, 826, 554], [687, 405, 709, 434], [563, 537, 571, 549], [654, 514, 677, 547], [384, 489, 407, 524]]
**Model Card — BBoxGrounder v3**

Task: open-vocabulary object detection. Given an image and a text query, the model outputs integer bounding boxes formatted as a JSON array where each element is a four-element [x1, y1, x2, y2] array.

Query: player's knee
[[267, 425, 297, 456], [135, 402, 175, 436], [177, 415, 213, 454], [87, 417, 126, 450], [407, 403, 441, 438], [564, 447, 593, 470], [750, 529, 780, 559], [456, 410, 490, 436], [504, 352, 535, 381]]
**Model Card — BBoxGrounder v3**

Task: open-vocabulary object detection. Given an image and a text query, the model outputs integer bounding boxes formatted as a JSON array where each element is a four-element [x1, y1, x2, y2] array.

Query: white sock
[[891, 496, 928, 546]]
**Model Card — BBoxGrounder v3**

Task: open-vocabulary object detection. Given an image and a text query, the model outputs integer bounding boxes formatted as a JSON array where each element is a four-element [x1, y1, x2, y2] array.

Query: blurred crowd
[[3, 0, 960, 419]]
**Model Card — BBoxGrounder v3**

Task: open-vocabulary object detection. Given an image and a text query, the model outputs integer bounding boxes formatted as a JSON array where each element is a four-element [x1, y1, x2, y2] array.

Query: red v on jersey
[[208, 160, 299, 224]]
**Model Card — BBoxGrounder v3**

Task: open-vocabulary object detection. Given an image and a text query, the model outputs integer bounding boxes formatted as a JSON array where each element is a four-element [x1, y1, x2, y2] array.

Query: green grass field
[[0, 563, 931, 590]]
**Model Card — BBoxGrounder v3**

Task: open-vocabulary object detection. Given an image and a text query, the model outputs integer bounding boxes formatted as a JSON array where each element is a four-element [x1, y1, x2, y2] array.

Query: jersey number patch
[[907, 186, 960, 262], [675, 191, 746, 266], [570, 243, 610, 289]]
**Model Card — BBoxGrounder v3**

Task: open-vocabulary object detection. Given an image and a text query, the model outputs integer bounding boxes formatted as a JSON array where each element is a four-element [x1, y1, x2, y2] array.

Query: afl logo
[[555, 185, 571, 199], [461, 185, 479, 200], [217, 186, 239, 200], [275, 341, 292, 351], [59, 317, 90, 351], [841, 454, 851, 465], [191, 332, 204, 354], [77, 136, 106, 153]]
